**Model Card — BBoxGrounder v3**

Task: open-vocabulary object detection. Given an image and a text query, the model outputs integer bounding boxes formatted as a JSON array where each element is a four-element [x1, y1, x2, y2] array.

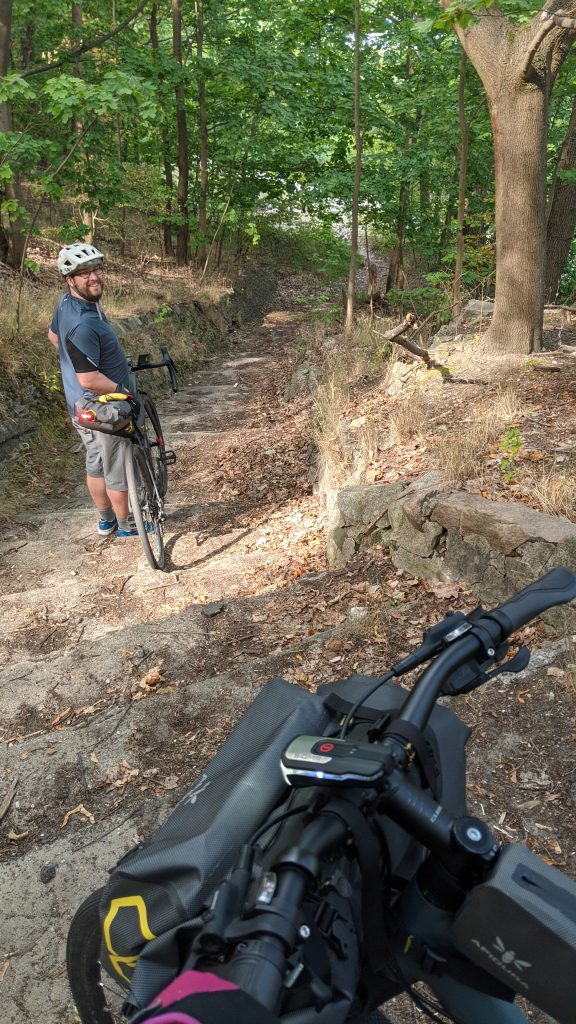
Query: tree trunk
[[344, 0, 361, 336], [172, 0, 189, 265], [385, 171, 409, 294], [448, 3, 576, 354], [149, 3, 174, 258], [545, 93, 576, 302], [452, 51, 468, 320], [385, 60, 415, 295], [72, 2, 94, 242], [196, 0, 208, 268], [0, 0, 27, 268]]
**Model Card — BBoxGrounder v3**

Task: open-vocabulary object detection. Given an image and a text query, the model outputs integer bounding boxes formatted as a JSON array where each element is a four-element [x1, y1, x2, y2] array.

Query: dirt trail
[[0, 274, 380, 1023], [0, 275, 571, 1024]]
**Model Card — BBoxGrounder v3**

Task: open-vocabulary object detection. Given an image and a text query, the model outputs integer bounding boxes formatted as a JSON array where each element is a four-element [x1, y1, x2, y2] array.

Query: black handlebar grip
[[487, 567, 576, 636], [161, 346, 179, 392]]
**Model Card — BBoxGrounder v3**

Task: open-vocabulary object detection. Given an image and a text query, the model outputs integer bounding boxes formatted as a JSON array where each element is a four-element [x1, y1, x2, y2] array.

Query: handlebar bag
[[319, 675, 471, 881], [98, 678, 331, 1011], [74, 393, 135, 436], [452, 842, 576, 1024]]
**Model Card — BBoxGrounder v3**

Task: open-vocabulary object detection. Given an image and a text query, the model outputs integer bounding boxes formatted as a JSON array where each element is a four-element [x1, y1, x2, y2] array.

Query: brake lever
[[441, 646, 531, 696]]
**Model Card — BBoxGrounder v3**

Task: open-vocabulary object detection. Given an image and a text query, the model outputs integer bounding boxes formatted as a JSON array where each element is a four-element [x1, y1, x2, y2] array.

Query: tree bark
[[172, 0, 189, 265], [385, 57, 415, 295], [0, 0, 27, 268], [196, 0, 208, 268], [72, 2, 94, 243], [447, 3, 576, 353], [545, 93, 576, 302], [149, 3, 174, 257], [345, 0, 361, 336], [452, 51, 468, 320]]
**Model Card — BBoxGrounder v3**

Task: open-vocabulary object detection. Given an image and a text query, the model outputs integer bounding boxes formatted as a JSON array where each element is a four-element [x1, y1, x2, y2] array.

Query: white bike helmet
[[58, 243, 104, 278]]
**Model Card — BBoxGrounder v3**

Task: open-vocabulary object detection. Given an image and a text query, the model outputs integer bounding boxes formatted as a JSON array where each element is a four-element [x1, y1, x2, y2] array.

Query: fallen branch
[[376, 314, 449, 373], [0, 778, 18, 822]]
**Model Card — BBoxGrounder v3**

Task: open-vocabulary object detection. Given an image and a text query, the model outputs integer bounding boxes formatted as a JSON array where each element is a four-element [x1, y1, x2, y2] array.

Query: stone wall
[[327, 472, 576, 620], [0, 268, 277, 450]]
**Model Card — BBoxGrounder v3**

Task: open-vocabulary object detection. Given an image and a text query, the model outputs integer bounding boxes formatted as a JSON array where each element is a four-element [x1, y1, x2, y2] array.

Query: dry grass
[[388, 390, 431, 445], [526, 463, 576, 519], [0, 417, 78, 521], [312, 359, 351, 487], [433, 383, 523, 483], [0, 281, 63, 375]]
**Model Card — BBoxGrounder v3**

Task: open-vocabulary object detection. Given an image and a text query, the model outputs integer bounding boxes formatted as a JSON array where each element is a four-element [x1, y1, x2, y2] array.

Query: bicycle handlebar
[[203, 569, 576, 1015], [396, 567, 576, 732], [483, 565, 576, 634], [132, 347, 179, 392]]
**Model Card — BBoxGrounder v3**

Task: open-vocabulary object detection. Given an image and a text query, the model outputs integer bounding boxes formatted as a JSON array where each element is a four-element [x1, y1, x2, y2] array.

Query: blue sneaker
[[117, 520, 139, 538], [117, 518, 153, 538], [98, 515, 118, 536]]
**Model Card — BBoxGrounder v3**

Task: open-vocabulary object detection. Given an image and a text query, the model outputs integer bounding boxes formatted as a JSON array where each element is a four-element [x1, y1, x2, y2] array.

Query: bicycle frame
[[395, 881, 531, 1023]]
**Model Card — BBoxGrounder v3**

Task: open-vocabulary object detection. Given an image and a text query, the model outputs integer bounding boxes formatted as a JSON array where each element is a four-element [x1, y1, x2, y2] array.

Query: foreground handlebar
[[484, 566, 576, 635], [397, 567, 576, 732]]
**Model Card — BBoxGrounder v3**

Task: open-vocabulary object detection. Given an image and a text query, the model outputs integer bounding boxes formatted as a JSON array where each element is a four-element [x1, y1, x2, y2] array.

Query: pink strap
[[144, 1014, 201, 1024], [157, 970, 238, 1008]]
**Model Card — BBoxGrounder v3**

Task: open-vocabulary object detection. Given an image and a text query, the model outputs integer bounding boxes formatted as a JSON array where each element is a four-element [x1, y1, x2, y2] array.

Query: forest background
[[2, 0, 576, 367]]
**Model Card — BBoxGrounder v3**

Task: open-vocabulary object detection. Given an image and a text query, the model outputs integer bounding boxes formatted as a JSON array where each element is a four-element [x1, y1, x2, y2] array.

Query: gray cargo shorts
[[72, 420, 129, 491]]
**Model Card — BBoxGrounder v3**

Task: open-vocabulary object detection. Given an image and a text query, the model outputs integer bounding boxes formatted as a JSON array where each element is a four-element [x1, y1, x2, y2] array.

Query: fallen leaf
[[546, 666, 565, 678], [139, 666, 165, 689], [8, 830, 29, 841], [61, 804, 95, 828], [162, 776, 179, 790], [89, 752, 99, 764], [0, 778, 18, 822], [0, 962, 8, 982], [51, 707, 72, 726]]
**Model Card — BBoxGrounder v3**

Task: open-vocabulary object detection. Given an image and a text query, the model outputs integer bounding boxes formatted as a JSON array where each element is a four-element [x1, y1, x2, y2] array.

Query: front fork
[[391, 880, 529, 1024]]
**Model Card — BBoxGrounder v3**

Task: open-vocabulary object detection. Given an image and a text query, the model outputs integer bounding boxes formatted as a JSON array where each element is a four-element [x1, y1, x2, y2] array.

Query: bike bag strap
[[411, 940, 515, 1001], [380, 718, 439, 798], [130, 969, 281, 1024], [325, 797, 389, 975]]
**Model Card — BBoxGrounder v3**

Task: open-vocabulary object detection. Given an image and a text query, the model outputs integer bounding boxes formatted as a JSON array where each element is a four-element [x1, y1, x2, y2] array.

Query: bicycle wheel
[[125, 444, 165, 570], [142, 396, 168, 498], [67, 888, 128, 1023]]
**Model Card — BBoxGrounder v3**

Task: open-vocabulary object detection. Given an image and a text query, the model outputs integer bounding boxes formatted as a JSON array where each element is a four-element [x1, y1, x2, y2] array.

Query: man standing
[[48, 242, 138, 538]]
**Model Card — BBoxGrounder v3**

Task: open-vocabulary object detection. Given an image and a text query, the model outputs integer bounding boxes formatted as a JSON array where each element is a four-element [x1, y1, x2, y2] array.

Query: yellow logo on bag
[[103, 895, 156, 982]]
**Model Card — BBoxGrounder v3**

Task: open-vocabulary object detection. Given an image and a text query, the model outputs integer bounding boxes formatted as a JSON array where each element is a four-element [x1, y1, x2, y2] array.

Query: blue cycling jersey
[[50, 291, 130, 414]]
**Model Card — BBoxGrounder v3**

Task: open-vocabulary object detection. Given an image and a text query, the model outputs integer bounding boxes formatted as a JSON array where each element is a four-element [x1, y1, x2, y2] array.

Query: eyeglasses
[[73, 266, 104, 280]]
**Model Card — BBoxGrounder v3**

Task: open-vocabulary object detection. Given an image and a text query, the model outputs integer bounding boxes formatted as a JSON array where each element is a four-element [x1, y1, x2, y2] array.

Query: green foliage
[[499, 426, 523, 483], [257, 220, 350, 278]]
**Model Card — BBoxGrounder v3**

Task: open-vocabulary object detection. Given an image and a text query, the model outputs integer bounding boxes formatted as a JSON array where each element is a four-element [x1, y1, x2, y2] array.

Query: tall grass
[[434, 385, 523, 483]]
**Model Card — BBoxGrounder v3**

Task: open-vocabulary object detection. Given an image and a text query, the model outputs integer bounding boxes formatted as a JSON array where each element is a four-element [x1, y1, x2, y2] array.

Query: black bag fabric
[[99, 678, 331, 1009], [99, 674, 470, 1014], [74, 392, 135, 436], [318, 674, 470, 882], [453, 842, 576, 1024]]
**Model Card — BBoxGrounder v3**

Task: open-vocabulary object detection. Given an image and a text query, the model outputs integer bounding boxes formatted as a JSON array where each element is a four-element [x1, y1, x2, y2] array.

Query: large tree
[[545, 92, 576, 302], [445, 1, 576, 352]]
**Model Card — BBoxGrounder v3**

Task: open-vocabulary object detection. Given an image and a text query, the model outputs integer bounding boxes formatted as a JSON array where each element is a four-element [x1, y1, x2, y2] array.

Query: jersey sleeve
[[66, 338, 98, 373], [67, 322, 101, 369]]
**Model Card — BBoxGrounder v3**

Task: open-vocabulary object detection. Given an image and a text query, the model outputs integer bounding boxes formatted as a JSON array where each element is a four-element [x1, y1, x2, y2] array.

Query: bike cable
[[339, 670, 396, 739], [248, 804, 312, 848]]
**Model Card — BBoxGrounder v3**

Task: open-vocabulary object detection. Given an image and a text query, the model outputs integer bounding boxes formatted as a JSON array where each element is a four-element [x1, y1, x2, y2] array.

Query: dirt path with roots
[[0, 273, 568, 1024]]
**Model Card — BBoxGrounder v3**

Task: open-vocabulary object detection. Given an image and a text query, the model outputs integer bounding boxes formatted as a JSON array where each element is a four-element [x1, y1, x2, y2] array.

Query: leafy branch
[[22, 0, 150, 80]]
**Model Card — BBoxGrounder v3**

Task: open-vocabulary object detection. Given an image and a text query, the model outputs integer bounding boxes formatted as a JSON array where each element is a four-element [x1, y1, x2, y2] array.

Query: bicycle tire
[[125, 444, 165, 570], [67, 888, 128, 1023], [142, 396, 168, 498]]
